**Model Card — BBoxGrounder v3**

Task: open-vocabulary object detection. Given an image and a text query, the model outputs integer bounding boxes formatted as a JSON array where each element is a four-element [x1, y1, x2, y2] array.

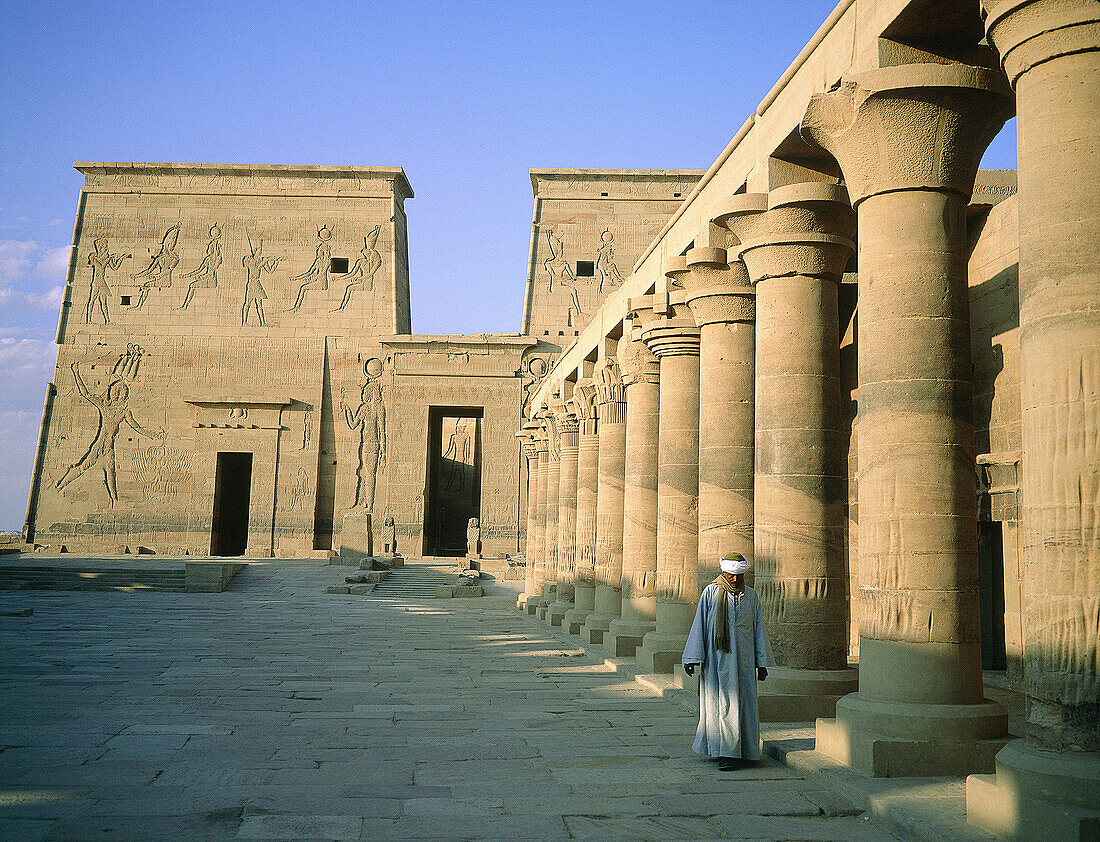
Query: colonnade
[[517, 3, 1097, 835]]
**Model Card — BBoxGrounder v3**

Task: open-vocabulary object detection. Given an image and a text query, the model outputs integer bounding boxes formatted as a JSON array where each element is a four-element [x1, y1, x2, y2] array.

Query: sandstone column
[[672, 246, 756, 586], [524, 425, 549, 616], [717, 183, 860, 720], [965, 5, 1100, 837], [605, 315, 661, 657], [537, 413, 561, 617], [548, 403, 579, 626], [564, 381, 599, 635], [516, 424, 542, 611], [581, 355, 627, 644], [634, 280, 702, 674], [801, 62, 1013, 776]]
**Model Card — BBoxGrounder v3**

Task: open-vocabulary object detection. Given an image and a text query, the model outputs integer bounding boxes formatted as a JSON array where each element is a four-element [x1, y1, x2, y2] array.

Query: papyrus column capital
[[593, 357, 626, 425], [983, 0, 1100, 86], [800, 63, 1013, 205], [621, 301, 662, 385], [733, 183, 856, 284], [636, 273, 701, 358], [670, 245, 756, 327], [568, 378, 599, 437]]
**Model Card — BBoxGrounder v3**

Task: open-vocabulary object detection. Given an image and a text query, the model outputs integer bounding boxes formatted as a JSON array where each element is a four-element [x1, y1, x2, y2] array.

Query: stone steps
[[369, 566, 453, 598], [0, 564, 186, 591]]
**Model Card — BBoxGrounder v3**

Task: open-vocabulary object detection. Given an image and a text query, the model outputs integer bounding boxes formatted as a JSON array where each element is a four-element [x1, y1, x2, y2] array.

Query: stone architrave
[[965, 4, 1100, 837], [604, 313, 661, 657], [515, 425, 541, 610], [538, 411, 562, 617], [523, 425, 549, 615], [581, 354, 627, 645], [564, 380, 599, 635], [634, 281, 702, 674], [671, 244, 756, 587], [548, 401, 580, 626], [716, 182, 859, 721], [801, 62, 1013, 777]]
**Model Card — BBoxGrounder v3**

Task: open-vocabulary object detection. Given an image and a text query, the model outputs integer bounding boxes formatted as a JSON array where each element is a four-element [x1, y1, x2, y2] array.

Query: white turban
[[719, 552, 750, 575]]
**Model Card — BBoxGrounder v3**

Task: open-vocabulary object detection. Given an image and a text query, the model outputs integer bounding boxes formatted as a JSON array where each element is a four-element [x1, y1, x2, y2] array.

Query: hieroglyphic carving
[[301, 411, 313, 450], [442, 417, 474, 492], [86, 238, 130, 324], [288, 225, 333, 311], [134, 443, 191, 500], [341, 358, 386, 512], [133, 224, 181, 307], [242, 236, 280, 326], [179, 224, 223, 309], [56, 345, 164, 503], [332, 224, 381, 311], [543, 229, 582, 323], [596, 229, 625, 294], [289, 467, 310, 510]]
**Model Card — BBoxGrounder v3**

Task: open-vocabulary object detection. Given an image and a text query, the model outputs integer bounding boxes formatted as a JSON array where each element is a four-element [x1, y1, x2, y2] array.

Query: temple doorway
[[977, 520, 1007, 670], [210, 451, 253, 556], [423, 408, 482, 556]]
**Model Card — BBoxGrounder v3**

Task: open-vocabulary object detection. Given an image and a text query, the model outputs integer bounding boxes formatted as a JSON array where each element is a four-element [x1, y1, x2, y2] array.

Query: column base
[[966, 740, 1100, 841], [516, 592, 531, 611], [604, 617, 655, 657], [758, 667, 859, 722], [525, 600, 540, 616], [562, 608, 590, 635], [546, 600, 573, 627], [816, 692, 1009, 777], [635, 631, 689, 674], [580, 612, 614, 645]]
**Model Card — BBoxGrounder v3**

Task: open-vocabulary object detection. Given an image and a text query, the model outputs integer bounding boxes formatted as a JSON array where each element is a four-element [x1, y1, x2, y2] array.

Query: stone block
[[602, 629, 644, 657], [338, 512, 373, 565], [348, 584, 375, 595], [183, 561, 244, 592], [325, 586, 351, 594], [453, 585, 483, 598]]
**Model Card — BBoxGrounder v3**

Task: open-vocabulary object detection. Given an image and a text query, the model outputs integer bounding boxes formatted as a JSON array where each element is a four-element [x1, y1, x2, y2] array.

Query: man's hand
[[757, 667, 768, 682], [683, 663, 696, 677]]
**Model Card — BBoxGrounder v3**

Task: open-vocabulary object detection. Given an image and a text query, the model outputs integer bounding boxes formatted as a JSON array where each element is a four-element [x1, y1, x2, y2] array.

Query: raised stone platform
[[0, 556, 245, 592]]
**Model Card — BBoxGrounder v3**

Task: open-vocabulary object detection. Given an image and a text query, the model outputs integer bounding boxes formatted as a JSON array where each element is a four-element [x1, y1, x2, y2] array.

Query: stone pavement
[[0, 562, 898, 841]]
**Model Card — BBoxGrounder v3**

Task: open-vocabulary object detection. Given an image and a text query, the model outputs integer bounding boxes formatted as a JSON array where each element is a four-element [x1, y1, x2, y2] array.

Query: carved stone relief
[[242, 236, 281, 326], [178, 224, 223, 309], [596, 229, 625, 294], [55, 345, 164, 503], [85, 238, 130, 325], [133, 224, 181, 308], [341, 357, 386, 512], [332, 224, 382, 311], [288, 225, 333, 312]]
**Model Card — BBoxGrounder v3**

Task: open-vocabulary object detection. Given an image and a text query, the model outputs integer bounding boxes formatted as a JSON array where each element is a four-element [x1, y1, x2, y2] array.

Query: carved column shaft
[[675, 248, 757, 587], [539, 419, 561, 611], [802, 61, 1013, 776], [966, 5, 1100, 837], [549, 413, 579, 625], [525, 437, 549, 615], [564, 381, 599, 634], [606, 325, 661, 655], [517, 431, 541, 610], [717, 183, 860, 721], [635, 299, 701, 674], [583, 357, 627, 644]]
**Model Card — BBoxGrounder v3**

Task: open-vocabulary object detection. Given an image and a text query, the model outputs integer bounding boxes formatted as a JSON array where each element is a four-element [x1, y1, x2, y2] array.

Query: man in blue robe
[[682, 552, 769, 771]]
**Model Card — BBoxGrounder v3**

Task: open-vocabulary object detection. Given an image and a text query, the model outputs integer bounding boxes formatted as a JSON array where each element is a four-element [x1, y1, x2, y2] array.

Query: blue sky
[[0, 1, 1016, 531]]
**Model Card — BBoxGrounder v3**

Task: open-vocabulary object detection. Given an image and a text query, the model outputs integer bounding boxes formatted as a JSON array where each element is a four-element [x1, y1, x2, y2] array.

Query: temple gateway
[[21, 0, 1098, 838]]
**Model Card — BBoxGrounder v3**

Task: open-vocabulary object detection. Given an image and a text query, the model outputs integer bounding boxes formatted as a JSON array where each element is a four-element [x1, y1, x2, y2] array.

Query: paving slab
[[0, 562, 900, 841]]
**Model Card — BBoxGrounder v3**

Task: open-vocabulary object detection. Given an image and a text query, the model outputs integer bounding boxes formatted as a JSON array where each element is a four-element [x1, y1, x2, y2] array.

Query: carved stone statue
[[382, 515, 397, 557], [467, 517, 481, 558]]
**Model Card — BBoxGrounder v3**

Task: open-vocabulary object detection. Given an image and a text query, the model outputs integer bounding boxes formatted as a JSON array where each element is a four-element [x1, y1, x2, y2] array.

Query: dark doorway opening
[[977, 520, 1007, 670], [423, 407, 482, 556], [211, 452, 253, 556]]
